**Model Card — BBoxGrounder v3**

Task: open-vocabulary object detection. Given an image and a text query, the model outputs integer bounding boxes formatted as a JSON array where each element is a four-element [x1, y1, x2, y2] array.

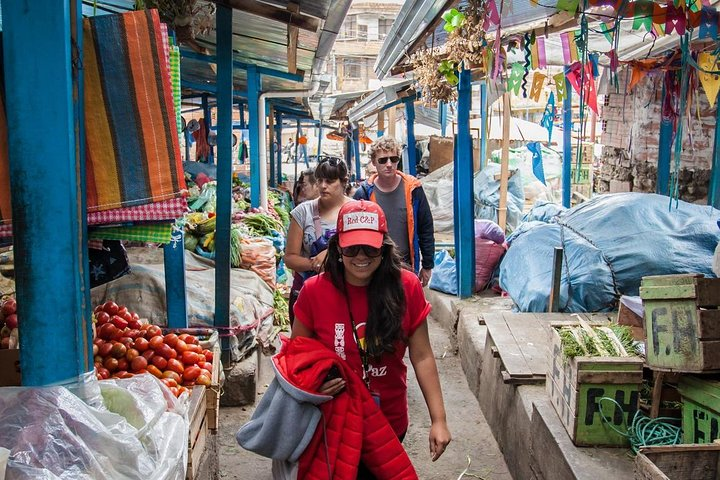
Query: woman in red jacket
[[292, 200, 451, 478]]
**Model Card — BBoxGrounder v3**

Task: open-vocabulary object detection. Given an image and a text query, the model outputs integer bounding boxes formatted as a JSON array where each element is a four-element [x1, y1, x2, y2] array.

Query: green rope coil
[[597, 397, 682, 455]]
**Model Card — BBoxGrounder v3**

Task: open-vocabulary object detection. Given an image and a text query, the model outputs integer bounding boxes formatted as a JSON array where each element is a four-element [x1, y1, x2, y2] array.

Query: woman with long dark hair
[[292, 200, 451, 477]]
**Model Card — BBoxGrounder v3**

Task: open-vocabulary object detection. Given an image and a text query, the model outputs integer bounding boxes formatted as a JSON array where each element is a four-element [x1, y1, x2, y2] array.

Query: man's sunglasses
[[340, 245, 382, 257], [376, 156, 400, 165]]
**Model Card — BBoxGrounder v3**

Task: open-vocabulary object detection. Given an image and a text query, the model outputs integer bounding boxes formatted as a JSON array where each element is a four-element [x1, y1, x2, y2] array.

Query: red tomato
[[132, 312, 140, 321], [134, 337, 150, 352], [103, 301, 119, 316], [161, 377, 178, 388], [117, 306, 129, 318], [141, 349, 155, 361], [199, 362, 213, 373], [203, 350, 214, 362], [92, 344, 99, 356], [176, 386, 188, 396], [174, 339, 189, 354], [95, 311, 110, 326], [196, 373, 211, 386], [148, 336, 164, 350], [128, 320, 142, 330], [98, 342, 113, 358], [167, 358, 185, 375], [185, 344, 202, 354], [116, 358, 129, 372], [5, 314, 18, 330], [121, 311, 134, 324], [110, 343, 127, 359], [94, 356, 103, 366], [97, 367, 110, 379], [182, 351, 200, 365], [163, 333, 179, 348], [94, 305, 104, 315], [103, 357, 119, 372], [131, 356, 148, 372], [93, 338, 104, 346], [162, 370, 182, 384], [151, 355, 168, 370], [125, 348, 139, 362], [169, 387, 179, 397], [111, 315, 128, 330], [145, 325, 162, 338], [158, 344, 177, 360], [182, 365, 202, 382], [146, 365, 163, 378]]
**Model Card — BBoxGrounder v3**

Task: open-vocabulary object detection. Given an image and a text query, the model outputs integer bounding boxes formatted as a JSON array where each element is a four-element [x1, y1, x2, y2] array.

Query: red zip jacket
[[274, 336, 418, 480]]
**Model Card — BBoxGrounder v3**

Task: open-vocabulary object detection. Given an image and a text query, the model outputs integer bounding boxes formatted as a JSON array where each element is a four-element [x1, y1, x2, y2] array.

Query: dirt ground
[[216, 315, 512, 480]]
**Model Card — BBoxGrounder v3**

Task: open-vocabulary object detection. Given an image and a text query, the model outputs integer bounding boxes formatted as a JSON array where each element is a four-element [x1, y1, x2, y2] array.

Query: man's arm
[[353, 183, 368, 200]]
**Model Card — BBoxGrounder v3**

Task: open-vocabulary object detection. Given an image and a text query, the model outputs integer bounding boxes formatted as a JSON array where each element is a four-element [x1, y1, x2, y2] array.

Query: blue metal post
[[710, 99, 720, 209], [479, 82, 488, 171], [657, 81, 673, 196], [215, 5, 233, 359], [404, 98, 417, 176], [440, 101, 448, 137], [269, 103, 276, 188], [202, 94, 214, 164], [353, 127, 362, 182], [248, 65, 261, 207], [3, 0, 91, 385], [275, 112, 283, 185], [184, 127, 191, 161], [164, 230, 187, 328], [317, 103, 324, 157], [239, 101, 246, 129], [455, 69, 475, 298], [562, 75, 573, 208]]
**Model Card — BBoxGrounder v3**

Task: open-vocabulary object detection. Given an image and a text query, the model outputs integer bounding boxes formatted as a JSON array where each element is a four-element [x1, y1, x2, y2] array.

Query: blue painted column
[[275, 112, 283, 185], [439, 101, 448, 137], [269, 104, 276, 188], [317, 104, 324, 157], [710, 99, 720, 208], [215, 4, 233, 360], [657, 80, 673, 196], [404, 98, 417, 176], [479, 82, 488, 171], [454, 69, 475, 298], [202, 94, 215, 164], [353, 127, 362, 182], [562, 74, 573, 208], [248, 65, 261, 207], [3, 0, 92, 385], [164, 229, 187, 328], [184, 126, 191, 162]]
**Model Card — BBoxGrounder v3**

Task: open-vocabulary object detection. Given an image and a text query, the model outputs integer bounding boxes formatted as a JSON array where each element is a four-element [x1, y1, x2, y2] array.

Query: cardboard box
[[0, 349, 21, 386], [428, 136, 453, 173]]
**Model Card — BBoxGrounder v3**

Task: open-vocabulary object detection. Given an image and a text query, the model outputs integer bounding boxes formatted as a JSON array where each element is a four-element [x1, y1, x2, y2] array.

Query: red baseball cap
[[337, 200, 388, 249]]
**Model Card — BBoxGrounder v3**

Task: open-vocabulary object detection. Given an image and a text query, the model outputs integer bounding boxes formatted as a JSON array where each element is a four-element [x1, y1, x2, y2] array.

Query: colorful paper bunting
[[565, 62, 598, 114], [540, 92, 556, 144], [554, 72, 567, 102], [527, 142, 546, 184], [507, 63, 525, 95], [632, 0, 654, 32], [486, 0, 500, 26], [560, 32, 580, 65], [492, 29, 502, 80], [699, 6, 719, 39], [533, 37, 547, 69], [556, 0, 580, 13], [530, 72, 547, 102], [698, 52, 720, 107], [600, 22, 615, 45], [666, 3, 687, 34]]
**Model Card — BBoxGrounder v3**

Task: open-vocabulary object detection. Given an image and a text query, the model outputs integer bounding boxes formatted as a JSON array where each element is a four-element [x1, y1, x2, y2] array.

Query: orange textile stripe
[[83, 19, 121, 210], [0, 95, 11, 224]]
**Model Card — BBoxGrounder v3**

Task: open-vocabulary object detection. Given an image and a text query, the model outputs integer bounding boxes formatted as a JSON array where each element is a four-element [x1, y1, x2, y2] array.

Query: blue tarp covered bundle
[[499, 193, 720, 312], [474, 163, 525, 233]]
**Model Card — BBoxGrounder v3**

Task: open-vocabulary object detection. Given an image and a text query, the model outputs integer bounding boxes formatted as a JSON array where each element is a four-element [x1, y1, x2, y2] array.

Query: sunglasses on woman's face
[[376, 156, 400, 165], [340, 245, 382, 257]]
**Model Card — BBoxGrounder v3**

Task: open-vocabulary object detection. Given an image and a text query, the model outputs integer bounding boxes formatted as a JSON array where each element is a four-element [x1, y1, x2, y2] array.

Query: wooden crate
[[677, 376, 720, 444], [635, 444, 720, 480], [206, 343, 221, 432], [640, 274, 720, 373], [547, 323, 644, 446], [187, 385, 208, 480]]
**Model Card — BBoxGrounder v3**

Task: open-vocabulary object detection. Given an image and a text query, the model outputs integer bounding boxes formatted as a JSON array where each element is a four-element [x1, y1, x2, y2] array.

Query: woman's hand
[[429, 420, 452, 461], [310, 249, 328, 273], [318, 377, 346, 396]]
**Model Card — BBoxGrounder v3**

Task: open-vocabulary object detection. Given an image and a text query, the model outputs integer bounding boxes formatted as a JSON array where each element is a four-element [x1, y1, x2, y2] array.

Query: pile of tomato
[[93, 301, 214, 397], [0, 297, 18, 349]]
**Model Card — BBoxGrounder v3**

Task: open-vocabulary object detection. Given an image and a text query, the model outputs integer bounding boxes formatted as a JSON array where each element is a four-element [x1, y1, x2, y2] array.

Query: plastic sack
[[475, 239, 506, 292], [521, 200, 566, 224], [428, 250, 457, 295], [474, 219, 505, 244], [473, 163, 525, 234], [421, 163, 455, 233], [240, 237, 277, 289], [499, 193, 720, 312], [1, 374, 187, 480]]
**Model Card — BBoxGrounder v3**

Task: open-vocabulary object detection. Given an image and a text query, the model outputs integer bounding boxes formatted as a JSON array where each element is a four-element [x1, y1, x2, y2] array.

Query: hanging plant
[[444, 0, 488, 70], [140, 0, 216, 43], [442, 8, 466, 34], [410, 48, 458, 106]]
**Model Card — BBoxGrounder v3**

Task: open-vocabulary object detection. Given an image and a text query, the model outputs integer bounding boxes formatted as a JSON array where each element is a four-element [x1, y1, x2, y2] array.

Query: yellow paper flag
[[530, 72, 547, 102], [698, 52, 720, 107]]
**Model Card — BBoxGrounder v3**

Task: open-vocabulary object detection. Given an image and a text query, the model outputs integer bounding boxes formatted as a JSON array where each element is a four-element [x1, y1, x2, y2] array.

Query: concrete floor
[[216, 314, 512, 480]]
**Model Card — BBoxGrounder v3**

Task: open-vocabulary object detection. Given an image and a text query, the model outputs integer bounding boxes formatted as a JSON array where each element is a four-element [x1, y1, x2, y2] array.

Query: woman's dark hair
[[315, 157, 349, 185], [293, 168, 316, 204], [324, 234, 406, 357]]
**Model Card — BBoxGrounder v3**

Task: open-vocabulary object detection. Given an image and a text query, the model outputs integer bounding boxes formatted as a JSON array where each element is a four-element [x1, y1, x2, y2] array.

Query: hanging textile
[[89, 223, 174, 243], [83, 10, 186, 212], [168, 36, 183, 142]]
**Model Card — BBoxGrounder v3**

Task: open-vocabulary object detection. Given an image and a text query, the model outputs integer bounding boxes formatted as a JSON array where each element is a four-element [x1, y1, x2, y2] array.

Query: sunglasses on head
[[319, 157, 342, 167], [376, 156, 400, 165], [340, 245, 382, 257]]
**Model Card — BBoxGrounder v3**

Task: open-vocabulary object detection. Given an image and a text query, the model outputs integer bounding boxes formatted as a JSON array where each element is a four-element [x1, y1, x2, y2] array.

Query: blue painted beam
[[711, 98, 720, 209], [352, 127, 362, 182], [164, 230, 188, 328], [202, 94, 215, 164], [562, 75, 572, 208], [657, 81, 673, 196], [272, 104, 312, 118], [479, 82, 487, 171], [3, 0, 91, 385], [215, 5, 233, 361], [248, 65, 261, 207], [179, 49, 304, 83], [404, 98, 417, 176], [239, 102, 246, 129], [275, 112, 283, 185], [454, 69, 475, 298], [317, 103, 323, 157], [181, 80, 246, 98], [439, 101, 448, 137]]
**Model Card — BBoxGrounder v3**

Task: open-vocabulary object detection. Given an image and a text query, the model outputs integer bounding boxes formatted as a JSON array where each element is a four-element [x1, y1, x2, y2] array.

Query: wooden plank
[[699, 310, 720, 339], [498, 93, 510, 231], [187, 416, 208, 480], [503, 313, 552, 378], [484, 313, 534, 379], [635, 451, 671, 480], [207, 343, 222, 431], [650, 371, 665, 419], [188, 385, 207, 447], [696, 278, 720, 307], [640, 284, 698, 300], [209, 0, 320, 32], [286, 2, 299, 74], [576, 371, 644, 384]]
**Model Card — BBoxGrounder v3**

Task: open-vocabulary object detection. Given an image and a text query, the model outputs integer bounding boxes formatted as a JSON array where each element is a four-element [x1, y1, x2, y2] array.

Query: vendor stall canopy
[[0, 0, 351, 117], [376, 0, 720, 78]]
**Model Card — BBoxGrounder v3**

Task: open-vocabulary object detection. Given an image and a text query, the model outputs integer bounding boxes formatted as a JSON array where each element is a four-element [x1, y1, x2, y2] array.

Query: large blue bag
[[429, 250, 457, 295]]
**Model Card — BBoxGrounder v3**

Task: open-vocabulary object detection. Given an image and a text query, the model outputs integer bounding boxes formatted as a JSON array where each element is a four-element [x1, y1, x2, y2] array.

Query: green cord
[[597, 396, 682, 455]]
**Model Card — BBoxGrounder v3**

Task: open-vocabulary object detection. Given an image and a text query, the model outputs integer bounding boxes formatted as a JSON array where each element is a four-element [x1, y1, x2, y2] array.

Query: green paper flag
[[554, 72, 566, 101], [556, 0, 580, 13], [507, 63, 525, 95], [632, 0, 654, 32], [600, 23, 615, 45]]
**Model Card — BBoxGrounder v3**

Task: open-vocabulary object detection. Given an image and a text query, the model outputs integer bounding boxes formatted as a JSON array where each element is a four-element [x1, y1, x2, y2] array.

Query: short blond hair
[[369, 136, 401, 161]]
